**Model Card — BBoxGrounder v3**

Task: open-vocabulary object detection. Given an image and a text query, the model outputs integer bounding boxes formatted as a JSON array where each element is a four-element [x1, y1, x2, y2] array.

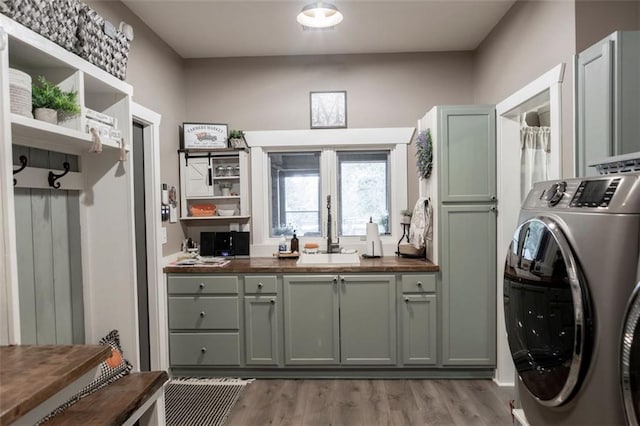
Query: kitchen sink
[[296, 253, 361, 266]]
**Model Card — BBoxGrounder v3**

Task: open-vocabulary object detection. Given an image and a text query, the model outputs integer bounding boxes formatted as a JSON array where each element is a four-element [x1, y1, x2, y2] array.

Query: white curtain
[[520, 126, 550, 201]]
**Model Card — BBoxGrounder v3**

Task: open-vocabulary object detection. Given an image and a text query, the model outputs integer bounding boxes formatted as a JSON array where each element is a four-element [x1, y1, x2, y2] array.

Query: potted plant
[[400, 209, 413, 224], [228, 129, 246, 149], [31, 76, 80, 124]]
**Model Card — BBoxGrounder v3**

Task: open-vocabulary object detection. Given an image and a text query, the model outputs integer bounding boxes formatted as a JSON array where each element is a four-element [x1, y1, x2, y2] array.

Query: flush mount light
[[296, 2, 344, 29]]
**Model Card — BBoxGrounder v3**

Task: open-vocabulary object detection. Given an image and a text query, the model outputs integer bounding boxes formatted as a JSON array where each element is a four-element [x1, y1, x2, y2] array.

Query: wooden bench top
[[0, 345, 111, 424], [42, 371, 169, 425]]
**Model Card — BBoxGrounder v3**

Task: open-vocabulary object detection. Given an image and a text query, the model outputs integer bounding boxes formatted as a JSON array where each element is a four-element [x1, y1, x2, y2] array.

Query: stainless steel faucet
[[326, 195, 340, 253]]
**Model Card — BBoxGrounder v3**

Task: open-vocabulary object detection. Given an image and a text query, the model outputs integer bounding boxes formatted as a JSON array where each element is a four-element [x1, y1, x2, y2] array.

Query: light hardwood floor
[[226, 379, 514, 425]]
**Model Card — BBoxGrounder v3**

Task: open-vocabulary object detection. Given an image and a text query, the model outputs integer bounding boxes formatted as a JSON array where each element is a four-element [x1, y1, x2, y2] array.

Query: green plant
[[415, 129, 433, 179], [31, 76, 80, 114], [229, 129, 245, 139]]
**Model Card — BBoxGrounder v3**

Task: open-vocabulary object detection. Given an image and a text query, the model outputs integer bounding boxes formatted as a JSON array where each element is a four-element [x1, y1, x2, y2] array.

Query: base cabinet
[[244, 295, 279, 365], [283, 275, 340, 365], [402, 294, 437, 365]]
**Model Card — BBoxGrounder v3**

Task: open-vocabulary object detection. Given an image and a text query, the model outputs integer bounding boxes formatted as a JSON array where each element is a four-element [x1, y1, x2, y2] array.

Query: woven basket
[[0, 0, 80, 52], [9, 68, 33, 118], [76, 4, 130, 80]]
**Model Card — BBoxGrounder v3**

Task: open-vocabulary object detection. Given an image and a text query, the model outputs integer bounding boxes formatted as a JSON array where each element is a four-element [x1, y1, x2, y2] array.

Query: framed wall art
[[310, 91, 347, 129], [182, 123, 228, 149]]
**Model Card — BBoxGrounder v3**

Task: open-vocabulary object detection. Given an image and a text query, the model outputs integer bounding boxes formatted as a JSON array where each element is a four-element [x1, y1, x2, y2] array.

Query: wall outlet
[[161, 227, 167, 244]]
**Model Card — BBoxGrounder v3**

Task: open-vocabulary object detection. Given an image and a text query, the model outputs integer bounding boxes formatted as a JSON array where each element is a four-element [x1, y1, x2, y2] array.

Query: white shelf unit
[[0, 15, 140, 368], [178, 149, 250, 223]]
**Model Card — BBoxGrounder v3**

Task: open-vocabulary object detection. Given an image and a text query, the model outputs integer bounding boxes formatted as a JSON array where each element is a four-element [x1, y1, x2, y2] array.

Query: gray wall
[[576, 0, 640, 51], [473, 0, 576, 177], [87, 1, 185, 255], [184, 52, 475, 209]]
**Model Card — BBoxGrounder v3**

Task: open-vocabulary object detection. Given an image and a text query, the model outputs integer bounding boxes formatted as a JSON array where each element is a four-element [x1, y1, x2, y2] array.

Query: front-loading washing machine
[[503, 172, 640, 425]]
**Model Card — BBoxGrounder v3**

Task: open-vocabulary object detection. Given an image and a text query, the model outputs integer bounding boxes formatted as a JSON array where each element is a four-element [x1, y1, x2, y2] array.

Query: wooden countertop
[[0, 345, 111, 424], [164, 256, 439, 273]]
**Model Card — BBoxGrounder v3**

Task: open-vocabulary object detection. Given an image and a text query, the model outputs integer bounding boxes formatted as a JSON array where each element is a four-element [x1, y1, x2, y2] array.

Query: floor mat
[[165, 377, 253, 426]]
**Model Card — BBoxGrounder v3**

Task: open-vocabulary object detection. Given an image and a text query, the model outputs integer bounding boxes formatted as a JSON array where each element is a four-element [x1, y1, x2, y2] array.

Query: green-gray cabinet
[[283, 275, 340, 365], [438, 106, 496, 202], [441, 205, 496, 366], [167, 275, 241, 367], [244, 275, 280, 365], [576, 31, 640, 177], [283, 274, 397, 366], [339, 275, 396, 365], [401, 274, 438, 365]]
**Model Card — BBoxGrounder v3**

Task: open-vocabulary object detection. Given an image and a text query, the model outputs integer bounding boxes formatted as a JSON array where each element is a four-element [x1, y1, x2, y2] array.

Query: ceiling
[[122, 0, 517, 58]]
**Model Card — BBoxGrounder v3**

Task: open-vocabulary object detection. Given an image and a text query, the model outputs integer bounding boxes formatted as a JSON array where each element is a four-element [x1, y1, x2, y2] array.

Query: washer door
[[504, 216, 592, 407], [621, 282, 640, 425]]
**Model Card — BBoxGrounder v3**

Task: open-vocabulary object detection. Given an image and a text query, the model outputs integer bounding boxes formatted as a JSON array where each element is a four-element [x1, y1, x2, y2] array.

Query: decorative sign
[[310, 91, 347, 129], [182, 123, 228, 149]]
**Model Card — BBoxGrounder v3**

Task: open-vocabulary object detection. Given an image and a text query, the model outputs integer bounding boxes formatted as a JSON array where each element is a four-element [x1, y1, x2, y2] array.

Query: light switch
[[161, 227, 167, 244]]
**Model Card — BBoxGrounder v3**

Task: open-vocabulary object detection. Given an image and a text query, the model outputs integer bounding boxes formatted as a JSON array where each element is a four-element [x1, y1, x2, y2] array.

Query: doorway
[[495, 64, 565, 385]]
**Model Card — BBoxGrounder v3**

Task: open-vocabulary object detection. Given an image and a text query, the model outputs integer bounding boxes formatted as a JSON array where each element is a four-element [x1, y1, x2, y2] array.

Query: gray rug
[[165, 377, 253, 426]]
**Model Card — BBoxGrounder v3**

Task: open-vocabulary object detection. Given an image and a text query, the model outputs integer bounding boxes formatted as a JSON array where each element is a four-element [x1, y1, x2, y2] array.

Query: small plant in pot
[[32, 76, 80, 124], [219, 181, 233, 196], [228, 129, 246, 149], [400, 209, 413, 224]]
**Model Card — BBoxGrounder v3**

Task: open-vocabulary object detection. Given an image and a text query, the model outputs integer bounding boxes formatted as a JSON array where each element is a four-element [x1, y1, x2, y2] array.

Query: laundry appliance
[[503, 172, 640, 424]]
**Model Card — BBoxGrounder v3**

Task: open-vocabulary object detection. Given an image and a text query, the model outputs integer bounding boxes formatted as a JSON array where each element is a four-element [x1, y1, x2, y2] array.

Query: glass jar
[[226, 165, 234, 176], [234, 166, 241, 176], [216, 166, 225, 177]]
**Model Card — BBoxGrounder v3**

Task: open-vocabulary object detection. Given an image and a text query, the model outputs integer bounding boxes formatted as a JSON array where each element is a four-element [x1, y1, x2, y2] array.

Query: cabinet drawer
[[401, 274, 436, 293], [170, 333, 240, 366], [245, 275, 277, 293], [168, 297, 239, 329], [167, 275, 238, 294]]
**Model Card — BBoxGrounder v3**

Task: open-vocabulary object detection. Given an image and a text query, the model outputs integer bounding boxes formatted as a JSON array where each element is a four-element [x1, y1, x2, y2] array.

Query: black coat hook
[[13, 155, 27, 186], [48, 162, 70, 189]]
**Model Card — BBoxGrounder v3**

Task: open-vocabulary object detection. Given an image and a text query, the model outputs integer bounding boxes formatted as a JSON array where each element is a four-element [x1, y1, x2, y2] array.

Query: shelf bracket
[[13, 155, 28, 186], [48, 162, 70, 189]]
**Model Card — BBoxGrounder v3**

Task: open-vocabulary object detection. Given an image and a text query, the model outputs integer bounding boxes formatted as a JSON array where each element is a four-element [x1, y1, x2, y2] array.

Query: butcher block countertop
[[0, 345, 110, 424], [164, 256, 439, 274]]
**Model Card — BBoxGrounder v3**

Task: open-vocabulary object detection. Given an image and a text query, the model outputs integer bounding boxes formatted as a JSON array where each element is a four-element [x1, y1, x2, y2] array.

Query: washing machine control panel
[[570, 177, 621, 208], [545, 181, 567, 206]]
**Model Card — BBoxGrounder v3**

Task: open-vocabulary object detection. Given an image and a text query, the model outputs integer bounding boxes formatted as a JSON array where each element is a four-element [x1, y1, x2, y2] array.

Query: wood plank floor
[[226, 379, 514, 425]]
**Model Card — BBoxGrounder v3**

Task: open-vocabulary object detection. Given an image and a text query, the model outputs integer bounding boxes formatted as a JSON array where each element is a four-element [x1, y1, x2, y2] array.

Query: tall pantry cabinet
[[418, 105, 497, 367], [575, 31, 640, 176], [0, 15, 141, 368]]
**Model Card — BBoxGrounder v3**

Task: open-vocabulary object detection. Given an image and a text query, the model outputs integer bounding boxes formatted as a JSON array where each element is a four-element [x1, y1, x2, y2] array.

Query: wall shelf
[[180, 215, 251, 221], [185, 195, 241, 201]]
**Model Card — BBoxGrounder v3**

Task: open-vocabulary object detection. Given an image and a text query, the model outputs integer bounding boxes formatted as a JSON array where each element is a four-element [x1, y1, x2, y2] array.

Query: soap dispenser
[[291, 230, 299, 253]]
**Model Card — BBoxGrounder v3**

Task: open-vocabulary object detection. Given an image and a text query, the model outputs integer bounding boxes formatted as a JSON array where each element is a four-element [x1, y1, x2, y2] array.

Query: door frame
[[494, 63, 565, 386], [131, 102, 167, 371]]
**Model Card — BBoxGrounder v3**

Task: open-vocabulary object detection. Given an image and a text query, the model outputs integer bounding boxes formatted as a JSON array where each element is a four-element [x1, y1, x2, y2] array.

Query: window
[[269, 152, 320, 237], [250, 127, 411, 255], [338, 151, 390, 236]]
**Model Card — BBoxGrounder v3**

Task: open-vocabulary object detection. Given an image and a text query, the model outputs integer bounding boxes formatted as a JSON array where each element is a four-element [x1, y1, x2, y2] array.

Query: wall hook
[[48, 162, 70, 189], [13, 155, 27, 186]]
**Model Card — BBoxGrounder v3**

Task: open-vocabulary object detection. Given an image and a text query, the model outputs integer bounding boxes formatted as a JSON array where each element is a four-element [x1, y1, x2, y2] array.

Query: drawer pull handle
[[201, 347, 207, 353], [404, 297, 410, 303], [200, 311, 206, 318], [270, 299, 276, 305], [258, 283, 263, 289], [417, 281, 422, 287], [333, 276, 338, 285], [199, 283, 205, 289]]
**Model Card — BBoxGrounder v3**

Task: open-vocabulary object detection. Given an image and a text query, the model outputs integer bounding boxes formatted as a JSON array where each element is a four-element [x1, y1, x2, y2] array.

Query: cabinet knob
[[490, 196, 497, 201], [258, 283, 263, 289], [340, 277, 345, 284], [333, 276, 338, 284], [199, 283, 205, 289], [270, 299, 276, 305], [200, 311, 206, 318], [417, 281, 422, 287], [404, 297, 410, 303], [201, 347, 207, 353]]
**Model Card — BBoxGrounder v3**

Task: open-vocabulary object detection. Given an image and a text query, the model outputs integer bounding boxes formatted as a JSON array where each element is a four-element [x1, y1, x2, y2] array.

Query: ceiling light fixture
[[296, 2, 344, 29]]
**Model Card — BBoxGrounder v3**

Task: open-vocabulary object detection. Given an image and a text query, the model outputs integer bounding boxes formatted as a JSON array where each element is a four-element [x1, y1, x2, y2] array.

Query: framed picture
[[182, 123, 228, 149], [310, 91, 347, 129]]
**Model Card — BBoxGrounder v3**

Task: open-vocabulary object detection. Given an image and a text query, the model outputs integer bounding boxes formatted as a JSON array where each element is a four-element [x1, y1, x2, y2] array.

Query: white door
[[185, 158, 212, 197]]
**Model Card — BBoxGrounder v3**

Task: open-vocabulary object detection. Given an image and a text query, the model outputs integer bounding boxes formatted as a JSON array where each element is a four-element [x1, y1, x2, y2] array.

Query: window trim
[[248, 128, 414, 257]]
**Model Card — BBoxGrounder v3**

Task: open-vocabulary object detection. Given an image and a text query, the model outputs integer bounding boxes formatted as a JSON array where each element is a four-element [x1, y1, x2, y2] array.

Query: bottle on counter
[[290, 230, 299, 253], [278, 234, 287, 252]]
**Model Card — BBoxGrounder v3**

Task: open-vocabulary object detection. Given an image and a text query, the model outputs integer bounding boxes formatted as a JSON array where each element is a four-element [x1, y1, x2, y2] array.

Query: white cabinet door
[[184, 158, 212, 197]]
